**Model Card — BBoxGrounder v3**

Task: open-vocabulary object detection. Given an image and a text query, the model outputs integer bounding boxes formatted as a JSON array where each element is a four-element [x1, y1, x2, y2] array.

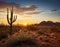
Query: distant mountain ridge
[[34, 21, 60, 26]]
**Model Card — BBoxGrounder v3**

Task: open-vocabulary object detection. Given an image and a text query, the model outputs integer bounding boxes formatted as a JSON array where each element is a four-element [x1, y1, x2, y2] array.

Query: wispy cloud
[[50, 9, 59, 12], [25, 11, 41, 15], [38, 9, 60, 14], [24, 9, 60, 15], [0, 1, 60, 16], [0, 1, 37, 14], [0, 11, 5, 12]]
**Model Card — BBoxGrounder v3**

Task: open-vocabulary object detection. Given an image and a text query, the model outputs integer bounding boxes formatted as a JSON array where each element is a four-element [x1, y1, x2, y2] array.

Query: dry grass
[[0, 25, 60, 47]]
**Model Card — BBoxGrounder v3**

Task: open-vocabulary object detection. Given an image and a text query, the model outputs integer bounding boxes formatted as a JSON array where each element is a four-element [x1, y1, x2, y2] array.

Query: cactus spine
[[7, 7, 17, 35]]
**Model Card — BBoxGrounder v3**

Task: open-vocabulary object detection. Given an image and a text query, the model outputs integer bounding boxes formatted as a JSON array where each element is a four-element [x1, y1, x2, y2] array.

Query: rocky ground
[[0, 29, 60, 47]]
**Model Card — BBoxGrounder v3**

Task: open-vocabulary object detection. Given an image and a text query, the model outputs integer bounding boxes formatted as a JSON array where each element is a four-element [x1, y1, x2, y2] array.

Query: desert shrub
[[28, 26, 39, 31], [50, 26, 60, 33], [7, 31, 37, 47], [0, 31, 8, 40], [12, 25, 20, 33], [0, 25, 21, 38], [38, 31, 44, 35]]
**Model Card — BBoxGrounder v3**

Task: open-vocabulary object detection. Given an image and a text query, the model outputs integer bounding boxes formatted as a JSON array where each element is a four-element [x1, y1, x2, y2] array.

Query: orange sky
[[0, 1, 60, 25]]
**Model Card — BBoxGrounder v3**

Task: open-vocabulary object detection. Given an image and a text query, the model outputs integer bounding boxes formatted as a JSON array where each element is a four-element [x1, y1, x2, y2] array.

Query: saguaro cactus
[[7, 7, 17, 35]]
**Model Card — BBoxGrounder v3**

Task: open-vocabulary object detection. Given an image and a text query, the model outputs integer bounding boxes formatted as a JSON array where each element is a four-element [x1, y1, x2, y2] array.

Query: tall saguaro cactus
[[7, 7, 17, 35]]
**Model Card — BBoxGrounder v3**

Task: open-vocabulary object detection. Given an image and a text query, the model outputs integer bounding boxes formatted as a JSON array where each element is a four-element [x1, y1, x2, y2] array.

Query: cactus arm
[[12, 15, 17, 23], [10, 7, 13, 23], [11, 7, 13, 18], [7, 8, 11, 24]]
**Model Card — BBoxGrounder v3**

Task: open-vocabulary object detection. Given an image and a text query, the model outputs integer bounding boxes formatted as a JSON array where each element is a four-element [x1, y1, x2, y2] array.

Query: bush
[[0, 31, 8, 40], [7, 31, 37, 47]]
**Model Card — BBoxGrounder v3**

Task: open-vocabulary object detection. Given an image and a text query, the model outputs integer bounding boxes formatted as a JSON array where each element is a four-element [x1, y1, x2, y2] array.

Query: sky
[[0, 0, 60, 25]]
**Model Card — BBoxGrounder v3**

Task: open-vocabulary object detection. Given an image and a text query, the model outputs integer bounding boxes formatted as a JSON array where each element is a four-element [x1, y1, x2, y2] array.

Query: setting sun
[[23, 23, 27, 26]]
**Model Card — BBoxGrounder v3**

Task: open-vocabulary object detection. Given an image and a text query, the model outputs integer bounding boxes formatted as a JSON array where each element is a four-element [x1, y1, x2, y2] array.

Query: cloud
[[50, 9, 59, 12], [0, 1, 59, 16], [37, 9, 60, 14], [0, 1, 20, 9], [0, 1, 38, 15], [25, 11, 41, 15], [0, 11, 5, 13], [20, 5, 37, 12]]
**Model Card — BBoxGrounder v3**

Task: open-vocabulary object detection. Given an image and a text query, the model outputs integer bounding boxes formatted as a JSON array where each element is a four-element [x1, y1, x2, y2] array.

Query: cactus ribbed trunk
[[7, 7, 17, 35], [10, 23, 12, 34], [10, 7, 13, 34]]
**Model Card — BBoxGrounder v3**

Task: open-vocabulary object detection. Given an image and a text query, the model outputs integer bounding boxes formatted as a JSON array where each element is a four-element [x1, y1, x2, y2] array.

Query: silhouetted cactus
[[7, 7, 17, 35]]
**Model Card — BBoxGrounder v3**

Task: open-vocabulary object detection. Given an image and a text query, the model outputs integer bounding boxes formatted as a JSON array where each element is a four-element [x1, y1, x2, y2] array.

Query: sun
[[23, 23, 27, 26]]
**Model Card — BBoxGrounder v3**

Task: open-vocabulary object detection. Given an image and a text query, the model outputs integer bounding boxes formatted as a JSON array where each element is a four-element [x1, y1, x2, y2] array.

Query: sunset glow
[[0, 0, 60, 25], [0, 0, 60, 47], [23, 23, 27, 26]]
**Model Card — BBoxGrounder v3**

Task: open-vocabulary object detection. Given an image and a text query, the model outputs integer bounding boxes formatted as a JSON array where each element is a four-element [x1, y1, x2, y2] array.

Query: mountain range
[[33, 21, 60, 26]]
